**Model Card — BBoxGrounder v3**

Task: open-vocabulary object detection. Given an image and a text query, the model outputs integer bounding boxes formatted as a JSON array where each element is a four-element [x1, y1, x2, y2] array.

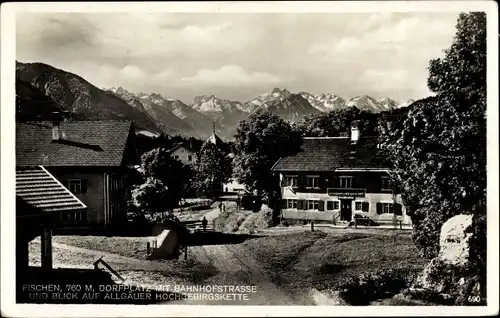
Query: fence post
[[147, 242, 150, 255], [311, 221, 314, 232]]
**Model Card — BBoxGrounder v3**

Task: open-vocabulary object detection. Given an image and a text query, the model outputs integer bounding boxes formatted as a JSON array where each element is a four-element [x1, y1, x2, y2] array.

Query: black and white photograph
[[1, 1, 498, 317]]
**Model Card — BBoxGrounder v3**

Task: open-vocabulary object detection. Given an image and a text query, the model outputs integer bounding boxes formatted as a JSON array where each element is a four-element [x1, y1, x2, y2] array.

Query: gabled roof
[[16, 166, 87, 215], [205, 132, 224, 146], [271, 137, 391, 172], [16, 120, 134, 167]]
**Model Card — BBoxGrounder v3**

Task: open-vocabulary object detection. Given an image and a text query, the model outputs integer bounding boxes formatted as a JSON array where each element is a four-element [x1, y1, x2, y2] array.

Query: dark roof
[[16, 120, 133, 167], [16, 166, 87, 215], [271, 137, 390, 172]]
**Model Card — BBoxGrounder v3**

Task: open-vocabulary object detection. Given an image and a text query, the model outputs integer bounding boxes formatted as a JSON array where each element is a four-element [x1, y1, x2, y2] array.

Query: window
[[188, 155, 193, 162], [287, 199, 298, 209], [308, 200, 319, 210], [339, 176, 353, 188], [284, 175, 298, 187], [377, 202, 394, 214], [327, 201, 333, 210], [327, 201, 340, 210], [174, 155, 180, 160], [355, 202, 362, 211], [381, 177, 393, 190], [306, 175, 320, 188], [383, 203, 393, 214], [68, 179, 85, 194]]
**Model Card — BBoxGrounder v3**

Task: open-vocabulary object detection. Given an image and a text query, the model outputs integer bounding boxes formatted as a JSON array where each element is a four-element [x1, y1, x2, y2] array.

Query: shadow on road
[[188, 231, 262, 246]]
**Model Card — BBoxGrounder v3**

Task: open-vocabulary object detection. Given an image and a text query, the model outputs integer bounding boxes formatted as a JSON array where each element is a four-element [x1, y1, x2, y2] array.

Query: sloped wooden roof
[[271, 137, 391, 172], [16, 166, 87, 214], [16, 120, 134, 167]]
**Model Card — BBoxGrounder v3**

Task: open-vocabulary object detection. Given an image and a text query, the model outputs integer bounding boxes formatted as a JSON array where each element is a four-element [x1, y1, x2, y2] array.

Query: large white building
[[271, 122, 411, 226]]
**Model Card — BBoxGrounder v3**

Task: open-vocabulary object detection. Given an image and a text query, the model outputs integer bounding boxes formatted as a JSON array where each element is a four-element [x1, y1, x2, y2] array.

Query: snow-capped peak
[[397, 99, 415, 108], [378, 97, 398, 111], [191, 95, 246, 114], [299, 92, 346, 112]]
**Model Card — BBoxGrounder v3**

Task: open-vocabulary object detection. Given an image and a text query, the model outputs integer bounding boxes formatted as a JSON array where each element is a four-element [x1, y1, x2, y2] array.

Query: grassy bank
[[241, 231, 428, 302]]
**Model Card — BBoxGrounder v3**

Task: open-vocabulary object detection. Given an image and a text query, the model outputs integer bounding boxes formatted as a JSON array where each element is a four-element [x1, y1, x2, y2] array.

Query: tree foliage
[[295, 107, 380, 137], [129, 177, 169, 215], [194, 142, 232, 197], [139, 147, 194, 211], [379, 12, 486, 265], [233, 110, 302, 199]]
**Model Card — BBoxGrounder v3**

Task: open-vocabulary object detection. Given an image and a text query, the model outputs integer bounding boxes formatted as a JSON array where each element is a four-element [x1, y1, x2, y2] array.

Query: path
[[179, 243, 313, 305]]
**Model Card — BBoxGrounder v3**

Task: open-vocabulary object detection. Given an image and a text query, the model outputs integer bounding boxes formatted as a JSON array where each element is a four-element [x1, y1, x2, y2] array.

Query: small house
[[16, 114, 140, 228]]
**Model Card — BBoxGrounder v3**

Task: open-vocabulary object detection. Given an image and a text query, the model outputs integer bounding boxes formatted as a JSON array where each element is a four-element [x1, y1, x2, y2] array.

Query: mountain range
[[16, 61, 415, 139]]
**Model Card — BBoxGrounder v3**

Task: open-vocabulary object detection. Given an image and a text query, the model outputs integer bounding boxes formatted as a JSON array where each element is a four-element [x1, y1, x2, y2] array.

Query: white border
[[1, 1, 499, 317]]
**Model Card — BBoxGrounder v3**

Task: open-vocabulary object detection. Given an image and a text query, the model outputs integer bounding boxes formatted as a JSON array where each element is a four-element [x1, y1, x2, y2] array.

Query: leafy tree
[[233, 109, 302, 205], [379, 12, 486, 303], [140, 147, 194, 212], [194, 142, 232, 198], [295, 107, 380, 137], [129, 177, 169, 218]]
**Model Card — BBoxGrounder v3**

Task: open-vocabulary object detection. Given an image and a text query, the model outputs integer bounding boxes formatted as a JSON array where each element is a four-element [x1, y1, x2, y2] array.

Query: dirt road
[[178, 243, 314, 305], [30, 235, 314, 305]]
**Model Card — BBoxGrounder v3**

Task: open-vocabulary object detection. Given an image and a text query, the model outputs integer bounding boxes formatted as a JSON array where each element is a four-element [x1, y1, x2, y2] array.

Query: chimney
[[350, 120, 360, 144], [52, 112, 61, 141]]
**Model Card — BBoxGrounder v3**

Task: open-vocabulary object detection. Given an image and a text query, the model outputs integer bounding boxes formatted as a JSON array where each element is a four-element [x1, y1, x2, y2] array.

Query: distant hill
[[16, 61, 167, 134]]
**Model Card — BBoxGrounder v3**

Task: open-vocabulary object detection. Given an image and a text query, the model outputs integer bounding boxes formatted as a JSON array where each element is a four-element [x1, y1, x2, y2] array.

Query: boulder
[[438, 214, 474, 266], [408, 214, 480, 305]]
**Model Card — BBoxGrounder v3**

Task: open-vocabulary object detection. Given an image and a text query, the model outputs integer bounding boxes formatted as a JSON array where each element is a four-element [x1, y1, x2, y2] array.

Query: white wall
[[170, 147, 195, 165], [281, 187, 411, 225]]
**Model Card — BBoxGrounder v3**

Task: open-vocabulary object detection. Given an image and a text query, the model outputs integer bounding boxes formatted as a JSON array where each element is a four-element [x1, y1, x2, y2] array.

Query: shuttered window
[[377, 202, 394, 214], [308, 200, 319, 210]]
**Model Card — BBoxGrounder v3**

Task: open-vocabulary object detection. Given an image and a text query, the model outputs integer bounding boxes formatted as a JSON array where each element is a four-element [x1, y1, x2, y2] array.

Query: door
[[340, 199, 352, 221]]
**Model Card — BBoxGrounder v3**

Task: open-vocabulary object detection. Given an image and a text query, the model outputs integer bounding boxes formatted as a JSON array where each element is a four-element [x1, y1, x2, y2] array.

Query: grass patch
[[53, 236, 152, 259], [242, 230, 428, 302]]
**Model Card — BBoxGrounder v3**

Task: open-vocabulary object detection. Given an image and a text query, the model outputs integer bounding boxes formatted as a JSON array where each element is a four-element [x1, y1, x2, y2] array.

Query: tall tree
[[233, 110, 302, 201], [140, 147, 194, 212], [129, 177, 170, 218], [194, 142, 232, 198], [379, 12, 486, 303]]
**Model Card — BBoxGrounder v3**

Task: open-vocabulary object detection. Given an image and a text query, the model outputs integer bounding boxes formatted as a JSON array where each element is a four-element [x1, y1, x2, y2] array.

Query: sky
[[16, 12, 460, 103]]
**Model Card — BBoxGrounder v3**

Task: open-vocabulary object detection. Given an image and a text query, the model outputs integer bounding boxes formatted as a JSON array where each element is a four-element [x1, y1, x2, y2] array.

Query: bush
[[336, 269, 417, 305]]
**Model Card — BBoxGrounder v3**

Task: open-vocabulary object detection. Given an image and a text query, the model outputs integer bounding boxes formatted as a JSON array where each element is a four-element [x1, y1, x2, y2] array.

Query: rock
[[438, 214, 474, 266], [408, 214, 477, 305]]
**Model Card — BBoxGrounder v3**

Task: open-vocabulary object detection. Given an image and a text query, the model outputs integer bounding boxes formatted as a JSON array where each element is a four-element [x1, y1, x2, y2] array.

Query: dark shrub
[[336, 269, 418, 305]]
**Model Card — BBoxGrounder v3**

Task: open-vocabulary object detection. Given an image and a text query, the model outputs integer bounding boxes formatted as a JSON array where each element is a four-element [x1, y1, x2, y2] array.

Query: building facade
[[168, 144, 196, 165], [271, 123, 411, 226], [16, 116, 139, 228]]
